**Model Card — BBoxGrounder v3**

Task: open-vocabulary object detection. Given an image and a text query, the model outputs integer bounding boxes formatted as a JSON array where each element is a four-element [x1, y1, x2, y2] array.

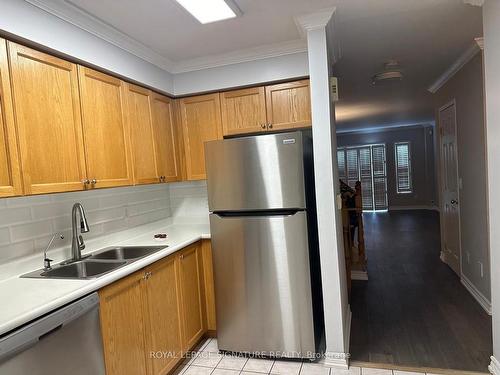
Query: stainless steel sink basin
[[41, 260, 126, 279], [21, 245, 167, 279], [90, 246, 167, 261]]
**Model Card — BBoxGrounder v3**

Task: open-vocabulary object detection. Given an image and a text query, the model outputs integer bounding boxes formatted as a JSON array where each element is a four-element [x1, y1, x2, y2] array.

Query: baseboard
[[461, 275, 492, 315], [388, 205, 440, 211], [489, 356, 500, 375], [321, 352, 349, 369], [351, 270, 368, 280]]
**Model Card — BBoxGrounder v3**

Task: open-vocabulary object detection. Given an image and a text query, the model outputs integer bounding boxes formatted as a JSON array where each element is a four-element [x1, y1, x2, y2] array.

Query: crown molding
[[427, 38, 482, 93], [171, 39, 307, 74], [23, 0, 311, 75], [294, 8, 336, 37], [24, 0, 175, 71], [336, 121, 435, 135]]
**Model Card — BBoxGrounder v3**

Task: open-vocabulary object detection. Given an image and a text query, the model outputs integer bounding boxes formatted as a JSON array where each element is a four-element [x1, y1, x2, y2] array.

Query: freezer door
[[209, 211, 316, 358], [205, 132, 306, 211]]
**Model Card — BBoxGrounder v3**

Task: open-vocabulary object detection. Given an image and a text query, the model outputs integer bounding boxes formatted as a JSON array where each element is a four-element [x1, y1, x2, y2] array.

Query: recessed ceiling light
[[176, 0, 242, 24]]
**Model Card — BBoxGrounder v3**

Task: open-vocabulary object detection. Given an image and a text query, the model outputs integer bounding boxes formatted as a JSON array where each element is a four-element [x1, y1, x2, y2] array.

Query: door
[[0, 39, 22, 197], [220, 87, 267, 136], [205, 131, 306, 211], [151, 93, 180, 182], [179, 93, 223, 180], [125, 84, 160, 185], [439, 100, 461, 275], [99, 271, 148, 375], [78, 66, 133, 188], [143, 255, 183, 375], [8, 42, 87, 195], [209, 211, 315, 357], [265, 80, 312, 131], [178, 243, 205, 351]]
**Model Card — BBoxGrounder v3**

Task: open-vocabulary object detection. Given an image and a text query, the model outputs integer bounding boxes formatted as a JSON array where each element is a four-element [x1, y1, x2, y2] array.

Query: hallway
[[349, 210, 492, 372]]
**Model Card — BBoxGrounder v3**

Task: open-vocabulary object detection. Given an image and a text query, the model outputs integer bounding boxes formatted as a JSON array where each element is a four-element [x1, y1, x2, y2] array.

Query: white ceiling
[[27, 0, 483, 130], [332, 0, 483, 130]]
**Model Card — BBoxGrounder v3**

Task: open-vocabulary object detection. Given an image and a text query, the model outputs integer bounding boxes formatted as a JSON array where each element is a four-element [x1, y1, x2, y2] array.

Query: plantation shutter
[[337, 149, 346, 182], [395, 142, 412, 193], [372, 145, 387, 210]]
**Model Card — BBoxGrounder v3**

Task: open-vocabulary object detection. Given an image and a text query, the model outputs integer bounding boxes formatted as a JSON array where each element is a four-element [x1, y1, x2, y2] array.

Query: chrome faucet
[[43, 233, 64, 271], [70, 203, 90, 262]]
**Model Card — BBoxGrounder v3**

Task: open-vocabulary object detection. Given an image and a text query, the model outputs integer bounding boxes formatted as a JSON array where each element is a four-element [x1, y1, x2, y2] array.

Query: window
[[395, 142, 412, 194], [337, 144, 388, 211]]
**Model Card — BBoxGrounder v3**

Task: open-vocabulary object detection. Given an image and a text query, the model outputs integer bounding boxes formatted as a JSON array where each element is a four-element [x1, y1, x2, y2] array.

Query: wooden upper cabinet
[[151, 93, 180, 183], [99, 271, 148, 375], [78, 66, 133, 189], [179, 93, 222, 180], [143, 255, 183, 375], [265, 79, 312, 130], [178, 243, 205, 351], [8, 42, 87, 195], [0, 40, 22, 198], [220, 87, 267, 136], [125, 84, 159, 185]]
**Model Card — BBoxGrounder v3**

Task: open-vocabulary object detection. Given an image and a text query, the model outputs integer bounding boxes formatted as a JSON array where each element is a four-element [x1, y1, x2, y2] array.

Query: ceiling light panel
[[176, 0, 241, 24]]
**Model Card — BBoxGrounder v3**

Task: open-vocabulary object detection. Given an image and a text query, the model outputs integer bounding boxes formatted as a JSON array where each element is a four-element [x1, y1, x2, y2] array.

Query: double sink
[[22, 246, 167, 280]]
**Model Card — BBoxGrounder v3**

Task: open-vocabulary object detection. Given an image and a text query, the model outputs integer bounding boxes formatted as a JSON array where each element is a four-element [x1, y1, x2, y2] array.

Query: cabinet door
[[265, 80, 312, 130], [143, 255, 183, 375], [0, 39, 22, 198], [99, 271, 148, 375], [125, 84, 160, 185], [179, 94, 222, 180], [178, 243, 205, 350], [220, 87, 267, 136], [8, 42, 87, 195], [78, 66, 133, 188], [201, 240, 217, 331], [151, 93, 180, 182]]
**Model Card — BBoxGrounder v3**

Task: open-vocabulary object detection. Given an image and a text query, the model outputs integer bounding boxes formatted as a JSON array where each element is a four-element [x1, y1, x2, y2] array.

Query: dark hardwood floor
[[349, 210, 492, 372]]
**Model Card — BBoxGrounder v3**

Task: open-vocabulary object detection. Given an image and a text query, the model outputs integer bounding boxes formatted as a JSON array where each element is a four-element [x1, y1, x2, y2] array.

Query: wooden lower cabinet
[[99, 242, 210, 375], [143, 255, 183, 375], [99, 270, 148, 375], [201, 240, 217, 332], [178, 243, 205, 351]]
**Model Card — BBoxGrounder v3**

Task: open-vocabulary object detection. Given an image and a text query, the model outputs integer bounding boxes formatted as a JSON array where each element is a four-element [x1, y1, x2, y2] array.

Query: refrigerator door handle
[[213, 209, 303, 218]]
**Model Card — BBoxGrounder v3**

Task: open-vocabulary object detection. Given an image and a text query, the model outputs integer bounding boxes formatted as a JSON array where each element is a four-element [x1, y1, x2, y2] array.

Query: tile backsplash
[[169, 180, 209, 225], [0, 181, 210, 264]]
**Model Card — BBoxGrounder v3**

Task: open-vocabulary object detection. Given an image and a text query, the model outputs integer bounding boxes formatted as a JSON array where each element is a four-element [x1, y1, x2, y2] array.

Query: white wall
[[434, 53, 491, 304], [173, 52, 309, 95], [483, 0, 500, 369], [0, 0, 174, 94], [306, 14, 349, 365], [0, 185, 171, 264]]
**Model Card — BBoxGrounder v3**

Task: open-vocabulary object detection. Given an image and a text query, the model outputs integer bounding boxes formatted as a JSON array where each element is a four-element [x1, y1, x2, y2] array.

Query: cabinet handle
[[91, 179, 97, 185], [180, 254, 184, 260], [268, 123, 273, 129], [82, 179, 90, 185], [261, 124, 266, 129], [143, 271, 152, 280]]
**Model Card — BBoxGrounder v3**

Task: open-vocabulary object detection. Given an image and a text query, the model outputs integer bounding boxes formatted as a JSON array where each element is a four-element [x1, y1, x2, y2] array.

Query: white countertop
[[0, 219, 210, 336]]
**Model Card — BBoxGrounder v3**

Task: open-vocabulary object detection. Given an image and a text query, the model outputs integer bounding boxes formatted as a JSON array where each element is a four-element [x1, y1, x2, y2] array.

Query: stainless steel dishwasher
[[0, 292, 105, 375]]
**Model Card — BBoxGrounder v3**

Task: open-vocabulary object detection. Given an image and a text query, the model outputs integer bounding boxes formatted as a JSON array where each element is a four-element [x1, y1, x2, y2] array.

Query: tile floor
[[173, 338, 452, 375]]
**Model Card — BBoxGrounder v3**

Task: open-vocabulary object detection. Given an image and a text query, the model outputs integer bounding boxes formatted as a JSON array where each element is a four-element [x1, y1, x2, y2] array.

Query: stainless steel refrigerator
[[205, 130, 324, 359]]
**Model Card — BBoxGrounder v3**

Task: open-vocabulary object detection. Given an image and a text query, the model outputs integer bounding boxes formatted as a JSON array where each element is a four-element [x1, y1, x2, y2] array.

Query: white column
[[297, 9, 350, 368], [483, 1, 500, 374]]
